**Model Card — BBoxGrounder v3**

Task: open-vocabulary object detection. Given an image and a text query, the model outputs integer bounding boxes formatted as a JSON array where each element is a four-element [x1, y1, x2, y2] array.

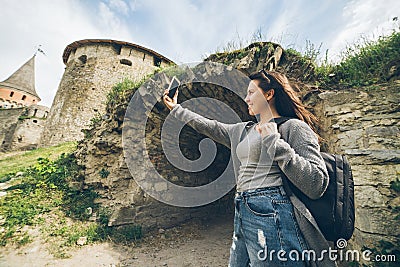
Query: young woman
[[163, 70, 337, 267]]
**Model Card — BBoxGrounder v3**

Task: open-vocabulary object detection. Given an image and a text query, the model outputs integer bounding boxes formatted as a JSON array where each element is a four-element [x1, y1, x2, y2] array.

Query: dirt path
[[0, 215, 233, 267]]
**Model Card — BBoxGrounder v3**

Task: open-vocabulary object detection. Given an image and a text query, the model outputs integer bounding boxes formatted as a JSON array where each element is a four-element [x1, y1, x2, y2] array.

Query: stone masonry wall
[[40, 42, 172, 147], [0, 108, 23, 151], [304, 83, 400, 258], [0, 104, 49, 151]]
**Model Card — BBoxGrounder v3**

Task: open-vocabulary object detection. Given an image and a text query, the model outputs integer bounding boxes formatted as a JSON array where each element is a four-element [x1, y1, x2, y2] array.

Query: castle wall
[[40, 42, 172, 147], [25, 105, 48, 118], [0, 105, 49, 151], [7, 117, 46, 151], [0, 108, 23, 150]]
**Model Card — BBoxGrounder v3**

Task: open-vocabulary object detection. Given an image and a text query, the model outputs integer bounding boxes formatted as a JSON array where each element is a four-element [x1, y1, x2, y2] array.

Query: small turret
[[0, 56, 41, 108]]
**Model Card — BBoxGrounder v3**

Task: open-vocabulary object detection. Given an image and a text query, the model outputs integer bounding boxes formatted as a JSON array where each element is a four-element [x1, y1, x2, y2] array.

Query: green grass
[[156, 64, 186, 78], [0, 142, 76, 177], [105, 72, 159, 108], [208, 22, 399, 88], [390, 177, 400, 193], [0, 151, 142, 256], [0, 153, 82, 246], [283, 28, 400, 88], [106, 77, 139, 107], [318, 29, 400, 87], [211, 28, 265, 55]]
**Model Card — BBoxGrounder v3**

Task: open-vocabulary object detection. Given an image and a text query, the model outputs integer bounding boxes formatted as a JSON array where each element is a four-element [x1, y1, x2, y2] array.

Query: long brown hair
[[248, 69, 324, 144]]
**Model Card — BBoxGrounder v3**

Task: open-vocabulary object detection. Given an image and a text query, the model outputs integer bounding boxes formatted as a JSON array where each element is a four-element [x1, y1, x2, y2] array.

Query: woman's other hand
[[163, 88, 179, 111], [256, 122, 278, 138]]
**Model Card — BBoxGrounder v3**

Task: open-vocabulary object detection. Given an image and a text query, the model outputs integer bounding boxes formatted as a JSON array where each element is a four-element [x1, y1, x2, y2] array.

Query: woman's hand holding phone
[[162, 76, 180, 111], [163, 88, 178, 110]]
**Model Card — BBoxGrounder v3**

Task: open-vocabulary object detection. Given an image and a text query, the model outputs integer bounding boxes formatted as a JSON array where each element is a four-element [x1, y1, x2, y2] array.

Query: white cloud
[[108, 0, 130, 15], [98, 1, 132, 39], [328, 0, 399, 61]]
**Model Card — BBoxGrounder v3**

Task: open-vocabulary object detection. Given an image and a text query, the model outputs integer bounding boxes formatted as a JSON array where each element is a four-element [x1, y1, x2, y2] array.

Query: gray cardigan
[[169, 103, 337, 267]]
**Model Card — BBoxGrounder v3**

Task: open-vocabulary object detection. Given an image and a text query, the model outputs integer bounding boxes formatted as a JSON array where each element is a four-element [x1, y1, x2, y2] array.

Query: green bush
[[106, 74, 156, 107], [0, 155, 74, 245], [331, 30, 400, 87], [106, 78, 138, 107], [99, 168, 110, 179], [390, 178, 400, 193], [0, 154, 95, 244], [313, 29, 400, 88], [0, 153, 143, 250]]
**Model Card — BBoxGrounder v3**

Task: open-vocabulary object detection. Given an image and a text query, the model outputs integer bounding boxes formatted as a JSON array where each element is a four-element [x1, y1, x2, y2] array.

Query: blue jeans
[[228, 186, 309, 267]]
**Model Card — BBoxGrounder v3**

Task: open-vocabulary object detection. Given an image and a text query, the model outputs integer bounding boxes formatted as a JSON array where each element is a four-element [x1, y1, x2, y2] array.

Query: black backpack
[[241, 117, 355, 242]]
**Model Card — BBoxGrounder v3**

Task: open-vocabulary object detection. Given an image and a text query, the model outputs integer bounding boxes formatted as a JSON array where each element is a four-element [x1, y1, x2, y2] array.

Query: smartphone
[[167, 76, 180, 99]]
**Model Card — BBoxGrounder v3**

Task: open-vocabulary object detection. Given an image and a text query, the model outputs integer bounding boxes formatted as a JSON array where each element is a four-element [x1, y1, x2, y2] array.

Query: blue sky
[[0, 0, 398, 107]]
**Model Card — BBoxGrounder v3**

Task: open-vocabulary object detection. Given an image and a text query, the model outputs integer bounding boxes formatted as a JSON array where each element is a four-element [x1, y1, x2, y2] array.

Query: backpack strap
[[240, 116, 293, 142], [239, 120, 256, 142], [273, 117, 298, 198], [271, 116, 293, 127]]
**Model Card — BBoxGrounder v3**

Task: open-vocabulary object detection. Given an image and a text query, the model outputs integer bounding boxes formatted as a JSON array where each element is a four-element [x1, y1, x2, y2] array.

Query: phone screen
[[167, 76, 180, 98]]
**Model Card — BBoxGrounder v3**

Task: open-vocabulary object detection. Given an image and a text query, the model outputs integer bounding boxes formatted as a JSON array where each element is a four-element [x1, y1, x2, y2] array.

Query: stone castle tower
[[0, 55, 49, 151], [0, 56, 41, 108], [40, 39, 174, 146]]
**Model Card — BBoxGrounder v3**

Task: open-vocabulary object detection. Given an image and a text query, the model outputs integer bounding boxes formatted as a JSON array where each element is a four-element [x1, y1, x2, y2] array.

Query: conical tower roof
[[0, 56, 40, 100]]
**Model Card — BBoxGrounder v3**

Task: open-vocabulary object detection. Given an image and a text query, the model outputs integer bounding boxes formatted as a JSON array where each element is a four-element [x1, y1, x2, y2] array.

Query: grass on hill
[[316, 28, 400, 87], [211, 21, 400, 89], [0, 144, 142, 258], [0, 142, 76, 178]]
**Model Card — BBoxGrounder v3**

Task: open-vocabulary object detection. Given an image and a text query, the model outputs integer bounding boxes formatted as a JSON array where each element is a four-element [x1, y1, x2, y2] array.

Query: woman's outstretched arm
[[163, 87, 239, 149], [262, 120, 329, 200], [169, 104, 239, 149]]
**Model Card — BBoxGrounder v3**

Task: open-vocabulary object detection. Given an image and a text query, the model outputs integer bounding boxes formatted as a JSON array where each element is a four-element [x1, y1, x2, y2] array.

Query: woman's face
[[245, 79, 271, 116]]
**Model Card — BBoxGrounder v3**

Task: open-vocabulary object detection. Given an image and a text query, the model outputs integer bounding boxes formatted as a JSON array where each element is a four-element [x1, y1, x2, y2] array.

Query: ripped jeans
[[228, 186, 309, 267]]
